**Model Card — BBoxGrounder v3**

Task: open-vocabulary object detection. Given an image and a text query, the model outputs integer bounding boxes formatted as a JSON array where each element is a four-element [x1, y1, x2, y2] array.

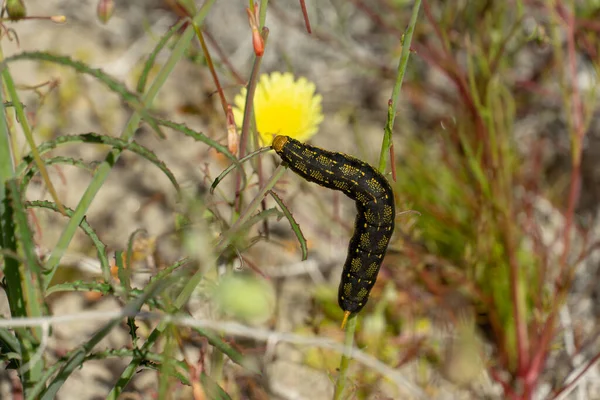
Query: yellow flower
[[232, 72, 324, 145]]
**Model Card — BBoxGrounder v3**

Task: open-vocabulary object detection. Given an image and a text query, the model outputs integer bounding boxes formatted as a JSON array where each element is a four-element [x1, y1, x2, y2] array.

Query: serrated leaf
[[268, 190, 308, 260], [26, 200, 111, 284], [16, 133, 180, 196]]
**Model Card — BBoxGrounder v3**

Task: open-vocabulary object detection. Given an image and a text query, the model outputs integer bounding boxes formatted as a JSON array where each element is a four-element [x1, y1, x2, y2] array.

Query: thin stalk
[[333, 314, 358, 400], [258, 0, 269, 29], [234, 28, 269, 211], [192, 25, 228, 114], [378, 0, 421, 174]]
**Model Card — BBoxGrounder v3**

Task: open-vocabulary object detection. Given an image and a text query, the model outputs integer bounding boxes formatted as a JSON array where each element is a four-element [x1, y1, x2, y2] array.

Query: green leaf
[[268, 190, 308, 260], [210, 146, 271, 194], [26, 200, 111, 284], [46, 281, 112, 296], [154, 118, 238, 164], [137, 20, 186, 94], [20, 156, 94, 192], [4, 179, 46, 392], [200, 372, 233, 400], [16, 133, 180, 196]]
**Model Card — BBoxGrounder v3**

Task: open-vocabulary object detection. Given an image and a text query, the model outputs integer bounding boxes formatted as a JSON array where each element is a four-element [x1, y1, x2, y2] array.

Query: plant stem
[[333, 313, 357, 400], [377, 0, 421, 174]]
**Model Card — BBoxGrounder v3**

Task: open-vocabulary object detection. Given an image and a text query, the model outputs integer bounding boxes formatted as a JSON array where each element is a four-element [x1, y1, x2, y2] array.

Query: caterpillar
[[272, 135, 395, 328]]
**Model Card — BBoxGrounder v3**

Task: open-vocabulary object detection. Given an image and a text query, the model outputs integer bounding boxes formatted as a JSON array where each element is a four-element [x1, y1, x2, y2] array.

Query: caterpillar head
[[272, 135, 289, 153]]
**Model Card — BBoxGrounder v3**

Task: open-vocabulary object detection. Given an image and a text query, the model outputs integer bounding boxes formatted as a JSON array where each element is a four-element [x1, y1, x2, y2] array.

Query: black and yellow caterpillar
[[272, 135, 395, 328]]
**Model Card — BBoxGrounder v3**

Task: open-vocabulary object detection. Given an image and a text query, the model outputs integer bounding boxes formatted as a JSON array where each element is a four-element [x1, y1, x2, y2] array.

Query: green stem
[[333, 314, 358, 400], [377, 0, 422, 173], [258, 0, 269, 28]]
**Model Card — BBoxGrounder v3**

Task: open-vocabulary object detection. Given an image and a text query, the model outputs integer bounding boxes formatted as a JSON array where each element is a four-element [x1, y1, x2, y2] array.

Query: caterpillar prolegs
[[272, 135, 395, 328]]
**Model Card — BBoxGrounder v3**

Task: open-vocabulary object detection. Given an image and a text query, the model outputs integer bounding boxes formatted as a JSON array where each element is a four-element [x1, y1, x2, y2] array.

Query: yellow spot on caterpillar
[[377, 237, 389, 251], [366, 262, 378, 278], [295, 161, 308, 174], [272, 135, 289, 152], [356, 288, 368, 300], [302, 148, 316, 158], [340, 164, 362, 177], [383, 205, 394, 224], [309, 169, 325, 181], [367, 178, 384, 195], [356, 192, 369, 205], [360, 232, 370, 248], [350, 258, 362, 272], [344, 282, 352, 296], [316, 154, 334, 166], [364, 209, 377, 224], [333, 180, 349, 191]]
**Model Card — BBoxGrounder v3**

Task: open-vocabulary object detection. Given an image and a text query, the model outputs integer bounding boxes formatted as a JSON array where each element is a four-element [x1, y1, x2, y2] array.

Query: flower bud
[[96, 0, 114, 24], [51, 15, 67, 24], [5, 0, 26, 21]]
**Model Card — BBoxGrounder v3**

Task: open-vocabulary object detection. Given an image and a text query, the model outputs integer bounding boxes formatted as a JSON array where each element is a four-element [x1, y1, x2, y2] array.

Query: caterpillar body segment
[[272, 135, 395, 325]]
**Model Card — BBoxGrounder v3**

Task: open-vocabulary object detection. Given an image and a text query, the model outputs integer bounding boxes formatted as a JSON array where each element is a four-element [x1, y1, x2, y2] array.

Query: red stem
[[557, 2, 585, 273], [298, 0, 312, 33], [551, 351, 600, 399]]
